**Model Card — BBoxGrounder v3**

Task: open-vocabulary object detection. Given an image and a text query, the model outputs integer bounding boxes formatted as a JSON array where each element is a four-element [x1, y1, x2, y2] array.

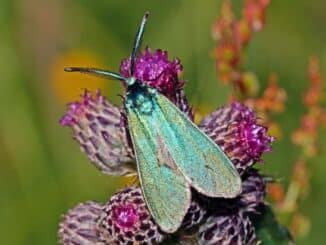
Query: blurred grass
[[0, 0, 325, 244]]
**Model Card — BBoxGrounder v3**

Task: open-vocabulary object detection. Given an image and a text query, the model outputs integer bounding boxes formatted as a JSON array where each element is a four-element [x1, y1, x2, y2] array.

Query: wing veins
[[126, 103, 191, 232], [155, 94, 242, 198]]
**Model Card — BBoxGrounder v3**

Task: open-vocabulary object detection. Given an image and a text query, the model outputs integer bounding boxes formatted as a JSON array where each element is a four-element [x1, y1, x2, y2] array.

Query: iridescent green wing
[[126, 98, 191, 233], [155, 94, 242, 198]]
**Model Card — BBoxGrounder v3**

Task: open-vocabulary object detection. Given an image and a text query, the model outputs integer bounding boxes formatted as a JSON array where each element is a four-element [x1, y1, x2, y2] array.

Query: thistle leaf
[[253, 205, 294, 245]]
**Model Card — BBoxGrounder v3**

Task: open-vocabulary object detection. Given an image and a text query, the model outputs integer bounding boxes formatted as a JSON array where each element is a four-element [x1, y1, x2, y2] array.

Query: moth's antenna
[[130, 11, 150, 76], [64, 67, 126, 81]]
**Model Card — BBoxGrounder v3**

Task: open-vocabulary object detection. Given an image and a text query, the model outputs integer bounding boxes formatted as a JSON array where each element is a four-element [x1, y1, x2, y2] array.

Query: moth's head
[[64, 12, 149, 89]]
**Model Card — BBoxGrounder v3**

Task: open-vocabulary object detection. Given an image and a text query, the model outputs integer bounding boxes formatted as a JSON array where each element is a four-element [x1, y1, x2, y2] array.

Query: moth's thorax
[[125, 82, 157, 115]]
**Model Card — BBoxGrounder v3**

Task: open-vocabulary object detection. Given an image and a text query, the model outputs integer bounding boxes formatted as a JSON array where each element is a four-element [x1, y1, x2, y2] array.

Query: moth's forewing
[[125, 84, 241, 232], [126, 86, 191, 233], [155, 94, 242, 198]]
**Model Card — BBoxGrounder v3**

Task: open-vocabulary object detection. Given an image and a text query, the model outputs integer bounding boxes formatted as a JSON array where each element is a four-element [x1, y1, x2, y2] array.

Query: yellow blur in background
[[50, 51, 107, 103]]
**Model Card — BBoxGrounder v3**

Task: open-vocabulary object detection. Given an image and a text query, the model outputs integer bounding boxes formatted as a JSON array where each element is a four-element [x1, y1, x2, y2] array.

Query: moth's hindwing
[[154, 94, 242, 198], [126, 91, 191, 233]]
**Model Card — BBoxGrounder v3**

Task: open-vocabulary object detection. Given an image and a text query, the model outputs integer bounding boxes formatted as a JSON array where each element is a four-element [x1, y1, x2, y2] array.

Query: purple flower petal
[[120, 48, 184, 99]]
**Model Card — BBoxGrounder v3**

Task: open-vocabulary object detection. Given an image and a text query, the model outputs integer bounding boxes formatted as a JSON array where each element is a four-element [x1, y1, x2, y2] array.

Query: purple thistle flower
[[58, 201, 112, 245], [60, 90, 135, 176], [120, 48, 184, 99], [199, 102, 274, 174], [98, 187, 166, 244]]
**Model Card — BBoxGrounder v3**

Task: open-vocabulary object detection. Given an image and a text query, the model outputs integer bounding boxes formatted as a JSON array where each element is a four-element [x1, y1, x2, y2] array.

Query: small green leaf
[[253, 205, 294, 245]]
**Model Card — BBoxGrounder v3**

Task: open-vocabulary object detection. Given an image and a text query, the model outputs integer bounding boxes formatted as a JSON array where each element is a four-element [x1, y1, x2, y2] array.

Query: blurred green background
[[0, 0, 325, 244]]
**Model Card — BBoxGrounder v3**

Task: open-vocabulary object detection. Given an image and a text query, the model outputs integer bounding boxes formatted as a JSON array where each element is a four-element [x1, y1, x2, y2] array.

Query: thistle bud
[[58, 201, 110, 245], [199, 102, 274, 174], [198, 212, 259, 245], [60, 90, 135, 176]]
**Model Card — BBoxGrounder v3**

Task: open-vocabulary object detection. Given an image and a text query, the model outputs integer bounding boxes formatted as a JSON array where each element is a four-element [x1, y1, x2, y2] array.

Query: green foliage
[[254, 206, 294, 245]]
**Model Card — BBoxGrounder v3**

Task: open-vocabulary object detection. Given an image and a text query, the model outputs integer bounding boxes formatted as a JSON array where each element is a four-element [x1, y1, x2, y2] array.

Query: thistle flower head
[[181, 200, 207, 231], [98, 187, 165, 244], [120, 48, 184, 98], [199, 102, 274, 174], [198, 212, 259, 245], [239, 169, 266, 213], [58, 201, 110, 245], [60, 90, 135, 176]]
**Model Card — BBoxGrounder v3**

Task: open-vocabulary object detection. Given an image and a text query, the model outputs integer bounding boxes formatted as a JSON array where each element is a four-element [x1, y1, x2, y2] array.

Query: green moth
[[65, 12, 241, 233]]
